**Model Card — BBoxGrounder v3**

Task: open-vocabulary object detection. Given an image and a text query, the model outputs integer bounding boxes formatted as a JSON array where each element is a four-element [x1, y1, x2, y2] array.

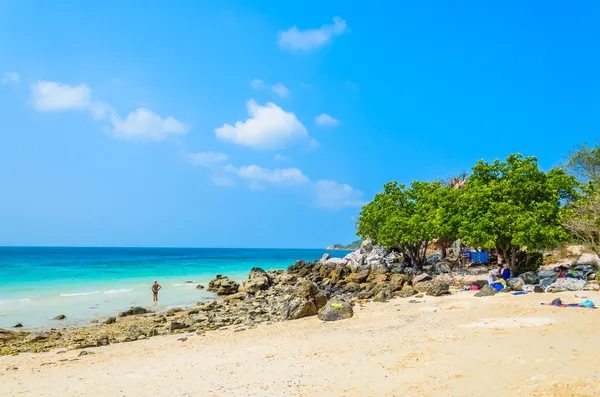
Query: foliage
[[458, 154, 577, 272], [357, 180, 456, 270], [358, 153, 577, 273], [563, 192, 600, 255], [562, 142, 600, 255], [564, 141, 600, 188]]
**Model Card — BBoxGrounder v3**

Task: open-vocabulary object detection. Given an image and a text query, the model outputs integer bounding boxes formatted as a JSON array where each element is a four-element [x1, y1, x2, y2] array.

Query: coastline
[[3, 290, 600, 396]]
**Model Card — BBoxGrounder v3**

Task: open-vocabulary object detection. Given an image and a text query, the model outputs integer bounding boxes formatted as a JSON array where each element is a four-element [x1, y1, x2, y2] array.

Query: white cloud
[[188, 151, 228, 167], [1, 72, 20, 84], [215, 99, 308, 149], [274, 153, 289, 161], [316, 113, 340, 126], [31, 81, 93, 112], [30, 80, 187, 142], [313, 180, 364, 209], [271, 83, 289, 98], [278, 17, 349, 51], [236, 165, 309, 187], [250, 79, 265, 90], [250, 79, 290, 98], [111, 108, 186, 141]]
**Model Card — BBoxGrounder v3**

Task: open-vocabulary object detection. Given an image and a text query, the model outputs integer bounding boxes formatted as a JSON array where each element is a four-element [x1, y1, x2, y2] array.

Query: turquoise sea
[[0, 247, 349, 330]]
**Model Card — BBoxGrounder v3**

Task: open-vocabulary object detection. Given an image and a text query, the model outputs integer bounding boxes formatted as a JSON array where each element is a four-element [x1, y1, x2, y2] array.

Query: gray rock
[[373, 290, 391, 302], [507, 277, 525, 291], [413, 273, 433, 284], [474, 285, 498, 297], [320, 253, 331, 262], [360, 239, 373, 255], [538, 269, 557, 279], [540, 276, 557, 289], [52, 314, 66, 320], [196, 284, 205, 289], [318, 300, 354, 321], [283, 298, 317, 320], [118, 307, 149, 317], [519, 271, 539, 285], [324, 258, 349, 268], [344, 251, 365, 271], [427, 282, 450, 297], [207, 276, 240, 296], [546, 278, 587, 292]]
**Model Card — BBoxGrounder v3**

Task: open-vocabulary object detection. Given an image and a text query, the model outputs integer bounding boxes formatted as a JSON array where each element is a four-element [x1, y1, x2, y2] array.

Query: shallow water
[[0, 247, 349, 329]]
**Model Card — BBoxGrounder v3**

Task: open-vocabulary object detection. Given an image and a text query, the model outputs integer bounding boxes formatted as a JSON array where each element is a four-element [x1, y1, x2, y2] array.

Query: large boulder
[[344, 251, 365, 271], [360, 239, 373, 255], [538, 269, 557, 279], [413, 273, 433, 284], [242, 269, 271, 294], [427, 282, 450, 297], [283, 298, 317, 320], [318, 300, 354, 321], [413, 281, 432, 293], [519, 271, 539, 285], [474, 285, 498, 297], [346, 270, 370, 284], [399, 284, 417, 297], [325, 258, 349, 268], [118, 307, 149, 317], [208, 275, 240, 296], [540, 276, 557, 289], [373, 290, 391, 302], [546, 278, 587, 292], [506, 277, 525, 291]]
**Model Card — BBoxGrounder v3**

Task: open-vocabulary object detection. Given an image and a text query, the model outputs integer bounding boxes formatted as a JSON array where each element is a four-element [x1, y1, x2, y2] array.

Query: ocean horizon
[[0, 246, 351, 330]]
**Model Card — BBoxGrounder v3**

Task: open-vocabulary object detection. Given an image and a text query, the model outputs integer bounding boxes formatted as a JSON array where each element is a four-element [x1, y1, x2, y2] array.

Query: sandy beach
[[2, 290, 600, 397]]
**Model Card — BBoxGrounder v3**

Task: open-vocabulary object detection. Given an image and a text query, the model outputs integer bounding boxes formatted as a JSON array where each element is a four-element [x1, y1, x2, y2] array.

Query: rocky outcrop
[[208, 275, 240, 296], [427, 282, 450, 296], [474, 285, 498, 297], [241, 268, 271, 294], [506, 277, 525, 291], [546, 278, 586, 292], [118, 307, 149, 317], [318, 300, 353, 321]]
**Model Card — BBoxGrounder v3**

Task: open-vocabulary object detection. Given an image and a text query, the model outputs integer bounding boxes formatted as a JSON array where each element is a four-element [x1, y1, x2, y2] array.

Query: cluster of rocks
[[2, 240, 598, 356]]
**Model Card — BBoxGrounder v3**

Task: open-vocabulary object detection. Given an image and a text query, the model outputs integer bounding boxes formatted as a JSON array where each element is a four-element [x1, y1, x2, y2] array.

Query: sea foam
[[103, 289, 133, 294], [60, 291, 100, 297], [0, 298, 32, 304]]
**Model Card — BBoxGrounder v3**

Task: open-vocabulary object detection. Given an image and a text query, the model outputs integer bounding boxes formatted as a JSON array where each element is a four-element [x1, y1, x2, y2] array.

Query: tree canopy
[[357, 153, 577, 273]]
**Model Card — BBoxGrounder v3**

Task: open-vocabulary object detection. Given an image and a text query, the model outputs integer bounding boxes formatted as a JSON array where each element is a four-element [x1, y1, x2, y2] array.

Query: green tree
[[564, 141, 600, 187], [459, 154, 577, 273], [357, 180, 455, 270], [562, 142, 600, 254]]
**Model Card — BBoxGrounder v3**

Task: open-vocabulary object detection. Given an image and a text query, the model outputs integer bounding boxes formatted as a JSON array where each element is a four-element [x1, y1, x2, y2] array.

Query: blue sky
[[1, 1, 599, 248]]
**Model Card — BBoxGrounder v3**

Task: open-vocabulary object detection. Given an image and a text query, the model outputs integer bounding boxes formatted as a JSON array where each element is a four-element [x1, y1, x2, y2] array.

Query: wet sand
[[2, 290, 600, 396]]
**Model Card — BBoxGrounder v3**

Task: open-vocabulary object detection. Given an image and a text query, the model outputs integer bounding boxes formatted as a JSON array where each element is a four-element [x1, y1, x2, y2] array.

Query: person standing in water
[[151, 281, 162, 302]]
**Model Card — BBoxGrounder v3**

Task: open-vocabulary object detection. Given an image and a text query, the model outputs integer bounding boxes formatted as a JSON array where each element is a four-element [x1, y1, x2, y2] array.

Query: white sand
[[2, 291, 600, 396]]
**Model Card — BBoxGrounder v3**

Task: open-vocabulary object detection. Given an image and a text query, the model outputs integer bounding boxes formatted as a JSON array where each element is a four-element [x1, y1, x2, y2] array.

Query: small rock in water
[[196, 284, 205, 289], [13, 323, 23, 328], [53, 314, 66, 320], [185, 281, 194, 283]]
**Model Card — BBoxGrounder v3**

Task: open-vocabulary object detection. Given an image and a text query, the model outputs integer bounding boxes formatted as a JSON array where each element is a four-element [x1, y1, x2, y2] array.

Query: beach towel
[[541, 298, 596, 309]]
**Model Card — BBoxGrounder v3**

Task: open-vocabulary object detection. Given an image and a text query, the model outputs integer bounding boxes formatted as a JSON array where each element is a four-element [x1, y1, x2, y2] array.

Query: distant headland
[[326, 240, 362, 250]]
